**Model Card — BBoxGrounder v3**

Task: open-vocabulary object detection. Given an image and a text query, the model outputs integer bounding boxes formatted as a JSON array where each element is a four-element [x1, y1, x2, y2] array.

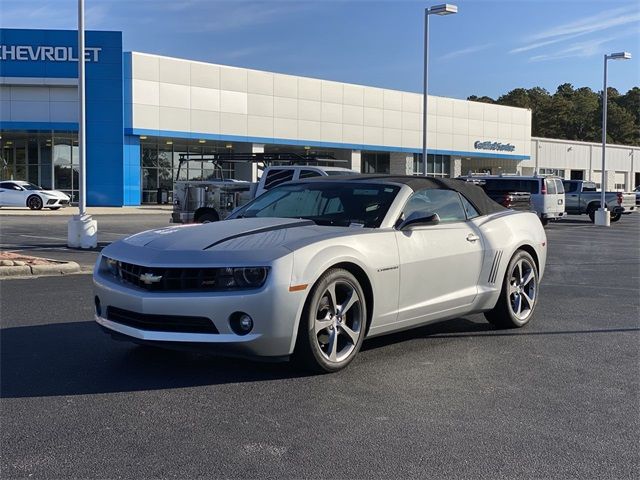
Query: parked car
[[0, 180, 70, 210], [634, 186, 640, 206], [94, 175, 547, 373], [459, 175, 565, 225], [490, 191, 532, 211], [561, 180, 637, 222]]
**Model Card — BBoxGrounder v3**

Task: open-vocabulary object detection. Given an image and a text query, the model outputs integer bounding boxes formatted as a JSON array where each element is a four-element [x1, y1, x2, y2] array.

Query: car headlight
[[233, 267, 269, 288], [104, 257, 120, 277], [217, 267, 269, 288]]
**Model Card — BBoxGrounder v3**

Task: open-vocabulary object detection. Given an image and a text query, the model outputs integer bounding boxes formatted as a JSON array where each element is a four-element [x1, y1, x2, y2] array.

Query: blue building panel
[[1, 28, 132, 206], [123, 135, 141, 206]]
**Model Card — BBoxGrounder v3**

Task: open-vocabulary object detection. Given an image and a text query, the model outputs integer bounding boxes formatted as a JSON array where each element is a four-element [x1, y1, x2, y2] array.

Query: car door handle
[[466, 234, 480, 243]]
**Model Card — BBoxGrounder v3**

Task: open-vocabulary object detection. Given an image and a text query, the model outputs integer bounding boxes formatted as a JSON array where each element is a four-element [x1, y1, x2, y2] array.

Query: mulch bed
[[0, 251, 58, 267]]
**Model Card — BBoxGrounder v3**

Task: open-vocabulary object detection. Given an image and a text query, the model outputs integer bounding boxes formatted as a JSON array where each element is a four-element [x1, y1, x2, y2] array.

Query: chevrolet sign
[[474, 141, 516, 152], [0, 45, 102, 62]]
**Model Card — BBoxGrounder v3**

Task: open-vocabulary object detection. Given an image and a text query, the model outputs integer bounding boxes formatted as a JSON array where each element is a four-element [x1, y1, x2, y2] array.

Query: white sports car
[[0, 180, 70, 210], [94, 175, 547, 372]]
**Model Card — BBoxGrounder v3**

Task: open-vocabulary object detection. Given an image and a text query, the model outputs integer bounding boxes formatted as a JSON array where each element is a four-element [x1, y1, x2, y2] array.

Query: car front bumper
[[45, 198, 70, 207], [93, 262, 307, 359]]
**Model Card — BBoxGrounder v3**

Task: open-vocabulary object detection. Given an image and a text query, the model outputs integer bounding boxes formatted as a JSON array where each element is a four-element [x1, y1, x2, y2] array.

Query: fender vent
[[488, 251, 503, 284]]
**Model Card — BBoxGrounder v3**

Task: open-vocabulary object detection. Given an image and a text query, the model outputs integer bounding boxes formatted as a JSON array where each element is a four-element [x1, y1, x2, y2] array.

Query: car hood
[[102, 218, 361, 266], [39, 190, 69, 199]]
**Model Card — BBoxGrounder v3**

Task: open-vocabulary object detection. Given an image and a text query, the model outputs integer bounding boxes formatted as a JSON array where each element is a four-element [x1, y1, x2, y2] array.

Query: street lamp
[[422, 3, 458, 176], [595, 51, 632, 226], [67, 0, 98, 248]]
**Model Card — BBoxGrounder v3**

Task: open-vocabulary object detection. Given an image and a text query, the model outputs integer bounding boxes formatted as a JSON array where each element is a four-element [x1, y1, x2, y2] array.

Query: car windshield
[[20, 182, 42, 191], [232, 182, 400, 228]]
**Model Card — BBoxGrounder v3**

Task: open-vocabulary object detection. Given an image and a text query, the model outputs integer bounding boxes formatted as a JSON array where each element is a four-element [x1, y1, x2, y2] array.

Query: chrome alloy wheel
[[313, 280, 364, 363], [508, 258, 537, 321]]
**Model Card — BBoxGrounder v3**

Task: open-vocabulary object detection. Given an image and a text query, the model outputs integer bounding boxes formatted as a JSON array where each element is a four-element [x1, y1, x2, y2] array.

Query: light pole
[[422, 3, 457, 176], [595, 51, 632, 226], [67, 0, 98, 248]]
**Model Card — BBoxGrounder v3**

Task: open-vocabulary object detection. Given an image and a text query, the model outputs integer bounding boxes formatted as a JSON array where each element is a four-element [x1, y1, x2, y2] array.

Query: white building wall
[[527, 137, 639, 190], [0, 84, 78, 123], [129, 52, 531, 160]]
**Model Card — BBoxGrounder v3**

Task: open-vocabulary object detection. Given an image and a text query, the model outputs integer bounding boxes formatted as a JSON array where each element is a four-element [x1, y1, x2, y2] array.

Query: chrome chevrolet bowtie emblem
[[139, 272, 163, 285]]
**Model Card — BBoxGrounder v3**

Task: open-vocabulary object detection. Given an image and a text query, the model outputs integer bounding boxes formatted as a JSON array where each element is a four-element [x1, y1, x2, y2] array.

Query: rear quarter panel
[[471, 210, 547, 311]]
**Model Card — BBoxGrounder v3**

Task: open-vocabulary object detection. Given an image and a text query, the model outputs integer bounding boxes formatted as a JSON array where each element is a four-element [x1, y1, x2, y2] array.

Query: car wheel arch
[[516, 244, 540, 274], [194, 207, 219, 223], [331, 261, 375, 337], [289, 257, 376, 352]]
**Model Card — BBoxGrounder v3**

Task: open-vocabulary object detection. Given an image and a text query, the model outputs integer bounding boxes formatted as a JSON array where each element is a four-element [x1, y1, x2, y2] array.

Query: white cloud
[[529, 6, 639, 41], [511, 5, 640, 55], [440, 43, 493, 60], [528, 28, 638, 62]]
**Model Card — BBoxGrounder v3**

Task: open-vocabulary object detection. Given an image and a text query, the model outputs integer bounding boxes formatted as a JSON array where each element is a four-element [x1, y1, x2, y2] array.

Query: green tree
[[466, 95, 495, 104], [604, 101, 639, 145], [616, 87, 640, 126], [468, 84, 639, 146]]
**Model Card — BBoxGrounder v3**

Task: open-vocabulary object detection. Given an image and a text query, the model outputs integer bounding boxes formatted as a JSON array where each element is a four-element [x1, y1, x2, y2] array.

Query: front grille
[[60, 200, 69, 205], [110, 261, 240, 291], [106, 306, 218, 334], [105, 259, 266, 292]]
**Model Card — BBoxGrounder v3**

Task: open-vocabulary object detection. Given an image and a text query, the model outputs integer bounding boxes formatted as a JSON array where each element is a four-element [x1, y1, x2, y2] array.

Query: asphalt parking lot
[[1, 213, 639, 479], [0, 210, 170, 268]]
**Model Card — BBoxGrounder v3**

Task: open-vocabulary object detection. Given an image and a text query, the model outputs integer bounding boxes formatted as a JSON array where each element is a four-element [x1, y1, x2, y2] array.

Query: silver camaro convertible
[[94, 176, 547, 372]]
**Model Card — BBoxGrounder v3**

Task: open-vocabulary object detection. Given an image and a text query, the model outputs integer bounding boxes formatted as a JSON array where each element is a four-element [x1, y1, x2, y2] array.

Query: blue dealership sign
[[0, 28, 122, 79], [0, 29, 138, 206]]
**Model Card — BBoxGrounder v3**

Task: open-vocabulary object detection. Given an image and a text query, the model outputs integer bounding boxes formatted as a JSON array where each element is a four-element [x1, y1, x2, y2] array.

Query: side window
[[545, 179, 557, 194], [562, 181, 576, 193], [555, 179, 565, 194], [459, 194, 480, 219], [402, 189, 467, 223], [299, 169, 322, 179], [263, 169, 295, 190]]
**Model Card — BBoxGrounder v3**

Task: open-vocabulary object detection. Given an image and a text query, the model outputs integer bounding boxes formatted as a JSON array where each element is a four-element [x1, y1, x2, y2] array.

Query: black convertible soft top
[[301, 174, 507, 217]]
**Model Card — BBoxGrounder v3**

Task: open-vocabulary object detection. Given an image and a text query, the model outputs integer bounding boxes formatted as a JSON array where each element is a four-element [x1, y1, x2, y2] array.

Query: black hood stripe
[[202, 220, 316, 250]]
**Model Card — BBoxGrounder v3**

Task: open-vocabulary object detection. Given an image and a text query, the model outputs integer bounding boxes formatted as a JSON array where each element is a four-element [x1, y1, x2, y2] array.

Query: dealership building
[[1, 28, 638, 206]]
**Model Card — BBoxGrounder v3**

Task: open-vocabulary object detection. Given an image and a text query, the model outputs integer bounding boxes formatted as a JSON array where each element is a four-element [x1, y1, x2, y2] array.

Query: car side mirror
[[397, 211, 440, 230]]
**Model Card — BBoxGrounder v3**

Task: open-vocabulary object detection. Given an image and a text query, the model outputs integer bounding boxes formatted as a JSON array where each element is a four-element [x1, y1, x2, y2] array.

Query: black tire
[[588, 207, 596, 223], [26, 195, 43, 210], [196, 211, 219, 223], [484, 250, 539, 329], [610, 212, 621, 222], [293, 268, 367, 373], [540, 216, 549, 226], [49, 207, 61, 211]]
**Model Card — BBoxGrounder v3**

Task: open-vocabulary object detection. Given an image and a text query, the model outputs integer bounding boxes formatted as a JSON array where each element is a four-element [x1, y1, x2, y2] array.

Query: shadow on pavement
[[2, 318, 638, 399], [0, 321, 304, 399], [362, 317, 639, 352]]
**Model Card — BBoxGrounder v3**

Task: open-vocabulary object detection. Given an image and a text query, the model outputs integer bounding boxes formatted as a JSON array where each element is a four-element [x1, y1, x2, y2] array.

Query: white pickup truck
[[171, 161, 355, 224]]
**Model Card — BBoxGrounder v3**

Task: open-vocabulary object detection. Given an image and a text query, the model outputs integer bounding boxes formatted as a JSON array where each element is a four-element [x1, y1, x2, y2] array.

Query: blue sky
[[1, 0, 638, 100]]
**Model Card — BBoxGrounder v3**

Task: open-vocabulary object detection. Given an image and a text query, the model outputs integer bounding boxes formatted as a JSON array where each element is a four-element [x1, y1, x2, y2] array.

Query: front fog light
[[230, 312, 253, 335]]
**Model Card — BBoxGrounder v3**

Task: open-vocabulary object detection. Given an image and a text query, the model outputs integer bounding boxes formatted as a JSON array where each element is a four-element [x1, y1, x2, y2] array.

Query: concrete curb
[[0, 261, 81, 278]]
